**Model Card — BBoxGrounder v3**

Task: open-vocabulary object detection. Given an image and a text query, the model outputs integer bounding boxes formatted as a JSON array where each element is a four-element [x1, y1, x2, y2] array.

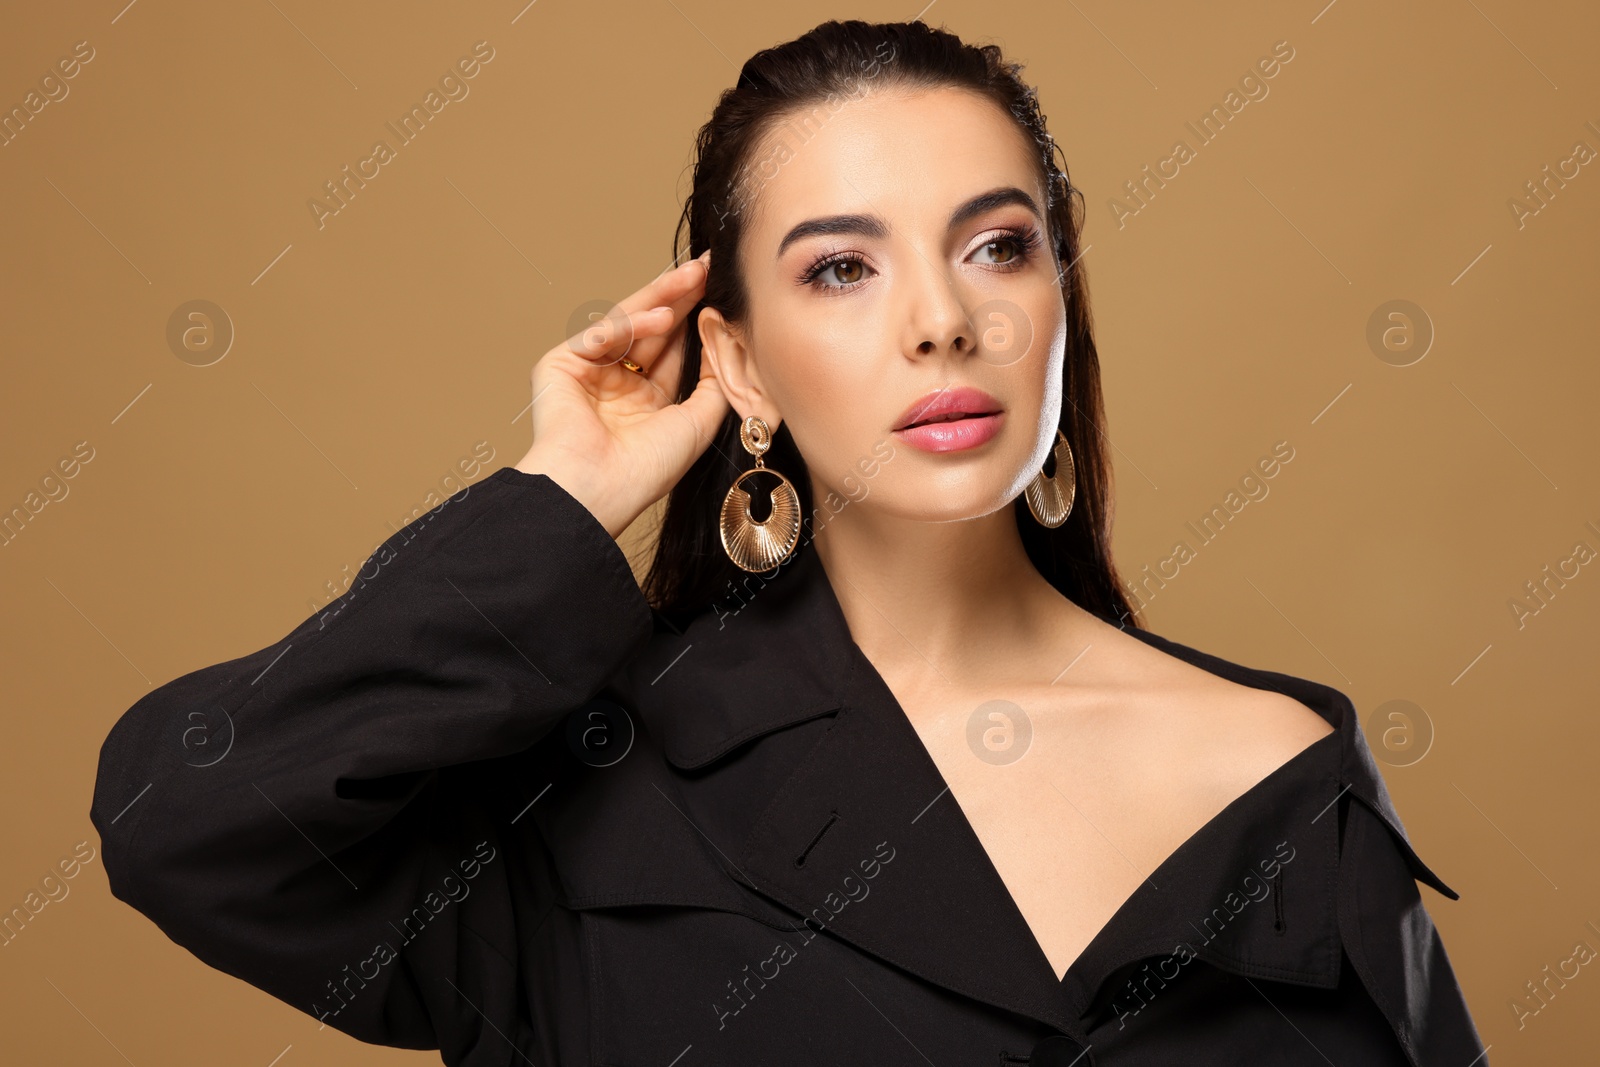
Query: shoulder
[[1079, 615, 1336, 797]]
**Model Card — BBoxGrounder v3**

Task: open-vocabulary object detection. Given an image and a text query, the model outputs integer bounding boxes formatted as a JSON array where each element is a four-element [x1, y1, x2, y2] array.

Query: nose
[[915, 320, 972, 358], [898, 251, 975, 361]]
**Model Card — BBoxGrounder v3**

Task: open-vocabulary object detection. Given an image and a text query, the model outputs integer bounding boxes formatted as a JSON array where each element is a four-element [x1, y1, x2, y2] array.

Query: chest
[[526, 670, 1405, 1064], [899, 693, 1229, 982]]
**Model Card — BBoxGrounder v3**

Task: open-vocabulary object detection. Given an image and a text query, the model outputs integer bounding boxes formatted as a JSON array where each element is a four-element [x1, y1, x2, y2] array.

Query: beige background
[[2, 0, 1595, 1063]]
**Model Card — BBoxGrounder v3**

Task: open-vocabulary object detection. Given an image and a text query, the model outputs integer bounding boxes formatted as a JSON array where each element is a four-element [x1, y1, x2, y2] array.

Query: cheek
[[780, 371, 881, 482], [1022, 298, 1069, 402], [767, 339, 884, 465], [1024, 292, 1068, 358]]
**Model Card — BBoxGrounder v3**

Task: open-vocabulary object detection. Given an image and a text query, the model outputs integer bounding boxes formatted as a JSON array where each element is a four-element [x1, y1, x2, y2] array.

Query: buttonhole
[[1272, 870, 1285, 934], [794, 810, 840, 868]]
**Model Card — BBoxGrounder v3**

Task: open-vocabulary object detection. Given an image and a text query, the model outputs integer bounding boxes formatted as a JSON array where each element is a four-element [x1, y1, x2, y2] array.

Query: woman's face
[[700, 84, 1069, 526]]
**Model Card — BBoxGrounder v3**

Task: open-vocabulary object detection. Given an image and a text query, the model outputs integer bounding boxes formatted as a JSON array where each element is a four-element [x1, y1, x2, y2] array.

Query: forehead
[[738, 85, 1045, 250]]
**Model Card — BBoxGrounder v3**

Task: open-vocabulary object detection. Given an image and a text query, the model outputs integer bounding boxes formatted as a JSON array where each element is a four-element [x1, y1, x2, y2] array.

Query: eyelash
[[799, 225, 1044, 294]]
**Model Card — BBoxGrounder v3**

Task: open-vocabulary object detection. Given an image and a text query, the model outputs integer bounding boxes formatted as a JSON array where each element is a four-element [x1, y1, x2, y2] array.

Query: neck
[[808, 496, 1082, 693]]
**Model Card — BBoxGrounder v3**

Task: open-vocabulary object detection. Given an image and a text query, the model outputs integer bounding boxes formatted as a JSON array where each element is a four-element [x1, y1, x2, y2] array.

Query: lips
[[906, 411, 984, 427], [892, 385, 1003, 431], [892, 409, 1005, 453]]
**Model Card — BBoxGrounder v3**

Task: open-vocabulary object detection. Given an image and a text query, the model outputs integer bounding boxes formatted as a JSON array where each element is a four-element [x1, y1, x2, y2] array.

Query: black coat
[[90, 467, 1489, 1066]]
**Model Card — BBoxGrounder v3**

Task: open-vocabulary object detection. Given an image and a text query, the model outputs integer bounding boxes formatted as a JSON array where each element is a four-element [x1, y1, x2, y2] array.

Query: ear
[[698, 306, 780, 428]]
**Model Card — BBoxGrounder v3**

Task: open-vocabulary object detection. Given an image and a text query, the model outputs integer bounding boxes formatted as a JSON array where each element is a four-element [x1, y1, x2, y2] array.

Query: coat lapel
[[1061, 724, 1344, 1027], [737, 642, 1084, 1034], [626, 543, 1459, 1041], [632, 545, 1082, 1034]]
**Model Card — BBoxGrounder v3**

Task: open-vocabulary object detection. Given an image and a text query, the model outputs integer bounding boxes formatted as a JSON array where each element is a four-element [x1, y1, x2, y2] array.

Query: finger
[[656, 361, 731, 456], [626, 285, 707, 379], [614, 252, 710, 321], [571, 258, 709, 369], [569, 304, 677, 367], [607, 260, 710, 372], [642, 316, 686, 398]]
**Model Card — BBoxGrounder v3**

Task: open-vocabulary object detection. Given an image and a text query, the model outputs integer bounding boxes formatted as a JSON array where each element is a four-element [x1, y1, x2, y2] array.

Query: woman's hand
[[515, 250, 730, 540]]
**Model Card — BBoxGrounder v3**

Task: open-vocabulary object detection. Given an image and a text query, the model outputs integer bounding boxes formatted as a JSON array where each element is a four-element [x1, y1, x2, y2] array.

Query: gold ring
[[618, 356, 646, 375]]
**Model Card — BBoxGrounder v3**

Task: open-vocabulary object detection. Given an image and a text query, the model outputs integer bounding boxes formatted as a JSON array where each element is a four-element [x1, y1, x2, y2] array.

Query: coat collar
[[628, 541, 1457, 1035]]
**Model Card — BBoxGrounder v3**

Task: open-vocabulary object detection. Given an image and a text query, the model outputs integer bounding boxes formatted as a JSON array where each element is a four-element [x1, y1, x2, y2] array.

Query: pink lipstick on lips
[[890, 385, 1005, 453]]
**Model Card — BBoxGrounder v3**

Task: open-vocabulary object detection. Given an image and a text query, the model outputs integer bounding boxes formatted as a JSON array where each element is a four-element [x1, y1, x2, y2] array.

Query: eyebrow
[[774, 186, 1044, 259]]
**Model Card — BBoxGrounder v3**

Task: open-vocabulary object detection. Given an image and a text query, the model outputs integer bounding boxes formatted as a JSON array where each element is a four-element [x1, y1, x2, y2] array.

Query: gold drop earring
[[720, 415, 802, 572], [1025, 429, 1076, 528]]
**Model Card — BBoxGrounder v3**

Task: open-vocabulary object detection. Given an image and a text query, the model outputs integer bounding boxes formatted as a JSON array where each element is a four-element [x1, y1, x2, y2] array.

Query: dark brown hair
[[642, 18, 1139, 631]]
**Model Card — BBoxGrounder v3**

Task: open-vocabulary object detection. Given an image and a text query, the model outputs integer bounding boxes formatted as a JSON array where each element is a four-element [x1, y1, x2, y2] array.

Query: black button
[[563, 698, 635, 767], [1030, 1034, 1093, 1066]]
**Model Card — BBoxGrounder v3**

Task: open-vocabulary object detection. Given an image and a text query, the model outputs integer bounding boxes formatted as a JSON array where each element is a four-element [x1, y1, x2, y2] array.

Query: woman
[[91, 19, 1487, 1066]]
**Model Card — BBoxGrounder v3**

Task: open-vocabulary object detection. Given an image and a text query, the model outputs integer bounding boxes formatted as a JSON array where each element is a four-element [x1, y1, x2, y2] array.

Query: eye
[[972, 226, 1043, 267], [977, 238, 1018, 264], [798, 224, 1045, 296], [801, 253, 872, 294]]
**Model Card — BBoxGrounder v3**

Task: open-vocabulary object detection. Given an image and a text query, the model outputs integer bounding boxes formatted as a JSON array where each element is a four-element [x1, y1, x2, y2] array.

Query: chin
[[880, 483, 1022, 525]]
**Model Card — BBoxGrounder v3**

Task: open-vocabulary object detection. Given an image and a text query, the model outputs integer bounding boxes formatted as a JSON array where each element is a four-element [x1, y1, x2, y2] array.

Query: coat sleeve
[[89, 466, 654, 1056], [1337, 793, 1490, 1067]]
